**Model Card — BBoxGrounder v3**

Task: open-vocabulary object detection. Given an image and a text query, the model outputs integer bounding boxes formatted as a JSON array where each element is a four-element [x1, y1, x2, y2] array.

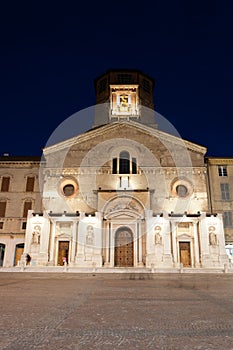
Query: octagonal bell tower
[[93, 69, 157, 128]]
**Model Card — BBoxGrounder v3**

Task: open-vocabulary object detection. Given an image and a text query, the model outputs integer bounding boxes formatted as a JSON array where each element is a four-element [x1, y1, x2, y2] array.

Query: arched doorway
[[0, 244, 5, 267], [14, 243, 24, 266], [114, 228, 134, 267]]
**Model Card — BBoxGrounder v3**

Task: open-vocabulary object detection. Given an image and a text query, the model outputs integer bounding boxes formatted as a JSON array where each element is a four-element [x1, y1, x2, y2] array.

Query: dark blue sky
[[1, 1, 233, 157]]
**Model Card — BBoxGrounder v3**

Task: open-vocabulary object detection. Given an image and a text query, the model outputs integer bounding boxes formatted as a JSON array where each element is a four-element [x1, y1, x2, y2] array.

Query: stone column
[[49, 220, 56, 264], [134, 223, 138, 267], [71, 221, 77, 263], [162, 214, 173, 267], [171, 221, 177, 266], [104, 221, 110, 266], [109, 222, 115, 267], [138, 222, 143, 266], [193, 221, 200, 267]]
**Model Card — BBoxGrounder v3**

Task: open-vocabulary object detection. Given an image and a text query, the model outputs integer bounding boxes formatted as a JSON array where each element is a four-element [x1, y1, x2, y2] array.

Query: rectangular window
[[223, 212, 232, 227], [23, 201, 32, 217], [112, 158, 117, 174], [142, 78, 151, 93], [117, 74, 133, 84], [1, 177, 10, 192], [26, 177, 35, 192], [218, 165, 227, 177], [132, 157, 137, 174], [220, 183, 230, 200], [0, 222, 3, 229], [0, 201, 6, 217], [98, 78, 107, 93], [22, 222, 27, 230]]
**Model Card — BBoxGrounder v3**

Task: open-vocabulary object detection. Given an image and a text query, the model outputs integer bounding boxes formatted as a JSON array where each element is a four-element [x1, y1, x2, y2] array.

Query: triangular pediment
[[43, 120, 207, 156]]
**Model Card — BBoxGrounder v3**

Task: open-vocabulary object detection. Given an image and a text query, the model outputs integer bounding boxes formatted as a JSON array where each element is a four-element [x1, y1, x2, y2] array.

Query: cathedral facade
[[0, 69, 232, 270]]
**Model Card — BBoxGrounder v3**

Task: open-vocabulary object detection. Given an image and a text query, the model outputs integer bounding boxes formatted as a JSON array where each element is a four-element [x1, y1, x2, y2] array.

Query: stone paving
[[0, 273, 233, 349]]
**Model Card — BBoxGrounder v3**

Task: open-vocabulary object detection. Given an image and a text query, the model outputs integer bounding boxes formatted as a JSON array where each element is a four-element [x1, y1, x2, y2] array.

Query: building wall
[[206, 157, 233, 243], [0, 157, 42, 266]]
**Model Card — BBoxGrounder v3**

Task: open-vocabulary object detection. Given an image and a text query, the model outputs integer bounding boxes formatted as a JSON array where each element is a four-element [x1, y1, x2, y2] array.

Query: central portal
[[58, 241, 69, 266], [179, 242, 191, 267], [114, 228, 134, 267]]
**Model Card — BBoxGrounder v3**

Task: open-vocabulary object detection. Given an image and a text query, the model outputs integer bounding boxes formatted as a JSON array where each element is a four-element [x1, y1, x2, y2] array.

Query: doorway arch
[[114, 227, 134, 267]]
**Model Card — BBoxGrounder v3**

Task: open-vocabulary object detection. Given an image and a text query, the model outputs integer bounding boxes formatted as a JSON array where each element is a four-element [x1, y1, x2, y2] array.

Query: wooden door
[[179, 242, 191, 267], [14, 244, 24, 266], [58, 241, 69, 266], [115, 229, 133, 267]]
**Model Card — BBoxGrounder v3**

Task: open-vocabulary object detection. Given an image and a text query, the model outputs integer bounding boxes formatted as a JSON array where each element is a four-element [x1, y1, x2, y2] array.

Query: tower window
[[218, 165, 227, 177], [98, 78, 107, 93], [117, 74, 133, 84], [142, 79, 151, 93]]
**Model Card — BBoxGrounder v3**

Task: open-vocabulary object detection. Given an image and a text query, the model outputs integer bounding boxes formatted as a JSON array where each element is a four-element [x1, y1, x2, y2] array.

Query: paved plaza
[[0, 272, 233, 349]]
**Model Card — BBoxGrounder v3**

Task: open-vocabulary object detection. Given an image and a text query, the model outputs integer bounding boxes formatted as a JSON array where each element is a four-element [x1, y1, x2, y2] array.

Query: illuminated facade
[[0, 69, 232, 270]]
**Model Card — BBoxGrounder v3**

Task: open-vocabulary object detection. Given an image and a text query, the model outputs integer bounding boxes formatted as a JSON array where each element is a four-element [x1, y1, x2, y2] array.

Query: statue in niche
[[209, 226, 217, 246], [86, 225, 94, 246], [154, 225, 162, 245], [31, 225, 41, 245]]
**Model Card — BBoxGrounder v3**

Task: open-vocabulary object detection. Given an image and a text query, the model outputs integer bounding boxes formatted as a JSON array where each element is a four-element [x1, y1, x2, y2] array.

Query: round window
[[63, 184, 75, 197], [176, 184, 188, 197]]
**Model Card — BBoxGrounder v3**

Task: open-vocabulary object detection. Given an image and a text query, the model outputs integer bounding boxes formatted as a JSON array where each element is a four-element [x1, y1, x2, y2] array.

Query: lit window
[[218, 166, 227, 177]]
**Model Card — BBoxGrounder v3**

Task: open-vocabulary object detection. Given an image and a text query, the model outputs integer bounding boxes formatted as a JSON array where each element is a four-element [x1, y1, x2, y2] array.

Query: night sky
[[1, 1, 233, 157]]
